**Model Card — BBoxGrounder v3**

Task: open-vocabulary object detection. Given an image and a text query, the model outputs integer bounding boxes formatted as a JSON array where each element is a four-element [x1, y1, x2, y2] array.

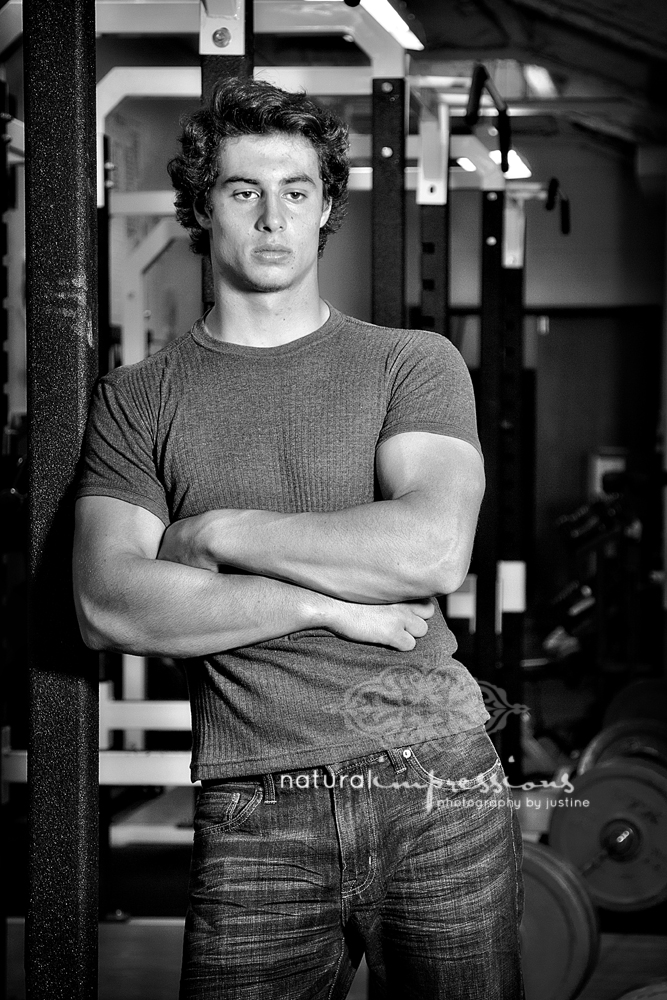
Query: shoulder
[[87, 333, 199, 437], [332, 312, 470, 387], [97, 331, 195, 397], [333, 310, 465, 365]]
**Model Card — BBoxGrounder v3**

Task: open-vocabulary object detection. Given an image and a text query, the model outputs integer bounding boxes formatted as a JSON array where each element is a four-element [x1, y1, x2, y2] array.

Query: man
[[73, 78, 523, 999]]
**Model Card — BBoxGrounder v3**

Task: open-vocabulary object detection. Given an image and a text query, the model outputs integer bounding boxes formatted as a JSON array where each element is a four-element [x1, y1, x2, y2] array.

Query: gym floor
[[5, 819, 667, 998], [6, 920, 667, 1000]]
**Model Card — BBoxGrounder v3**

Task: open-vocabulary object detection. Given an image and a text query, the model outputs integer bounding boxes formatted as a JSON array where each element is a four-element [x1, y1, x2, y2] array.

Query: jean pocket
[[194, 781, 263, 836], [404, 726, 504, 791]]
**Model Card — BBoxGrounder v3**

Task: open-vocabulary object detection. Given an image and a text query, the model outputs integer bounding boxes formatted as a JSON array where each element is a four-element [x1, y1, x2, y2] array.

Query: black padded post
[[24, 0, 99, 995]]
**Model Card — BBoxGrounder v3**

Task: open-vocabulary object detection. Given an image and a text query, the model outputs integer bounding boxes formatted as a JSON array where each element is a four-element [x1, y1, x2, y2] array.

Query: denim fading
[[180, 725, 524, 1000]]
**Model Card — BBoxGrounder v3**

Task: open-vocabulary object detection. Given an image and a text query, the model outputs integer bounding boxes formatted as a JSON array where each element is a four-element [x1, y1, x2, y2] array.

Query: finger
[[408, 600, 436, 619], [396, 631, 417, 651], [405, 617, 429, 638]]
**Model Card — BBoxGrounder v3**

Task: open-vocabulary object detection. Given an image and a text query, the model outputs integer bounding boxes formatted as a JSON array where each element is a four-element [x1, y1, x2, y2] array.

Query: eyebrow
[[221, 173, 317, 187]]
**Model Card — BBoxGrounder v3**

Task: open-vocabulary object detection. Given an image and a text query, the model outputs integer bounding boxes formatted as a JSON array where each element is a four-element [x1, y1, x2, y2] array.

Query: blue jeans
[[180, 726, 524, 999]]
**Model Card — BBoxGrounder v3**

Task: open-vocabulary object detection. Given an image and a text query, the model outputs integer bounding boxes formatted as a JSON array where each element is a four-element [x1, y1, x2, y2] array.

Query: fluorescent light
[[457, 157, 477, 172], [304, 0, 424, 50], [490, 148, 532, 179], [524, 65, 558, 98], [360, 0, 424, 49]]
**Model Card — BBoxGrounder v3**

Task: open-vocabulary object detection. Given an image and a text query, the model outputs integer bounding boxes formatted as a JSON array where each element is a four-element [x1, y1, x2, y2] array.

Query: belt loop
[[262, 772, 276, 804], [386, 748, 408, 774]]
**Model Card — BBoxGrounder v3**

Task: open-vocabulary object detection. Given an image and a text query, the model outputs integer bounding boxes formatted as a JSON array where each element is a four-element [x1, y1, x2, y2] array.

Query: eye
[[285, 191, 307, 202], [234, 190, 260, 201]]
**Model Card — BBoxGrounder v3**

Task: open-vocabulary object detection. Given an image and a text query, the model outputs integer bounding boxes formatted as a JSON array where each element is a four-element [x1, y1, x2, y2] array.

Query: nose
[[256, 193, 286, 233]]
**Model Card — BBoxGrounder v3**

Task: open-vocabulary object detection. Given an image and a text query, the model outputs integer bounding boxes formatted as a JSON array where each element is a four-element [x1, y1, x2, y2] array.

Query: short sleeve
[[76, 375, 170, 526], [377, 331, 482, 456]]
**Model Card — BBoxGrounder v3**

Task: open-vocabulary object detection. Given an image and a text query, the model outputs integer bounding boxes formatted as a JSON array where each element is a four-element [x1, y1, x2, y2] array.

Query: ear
[[319, 197, 332, 229], [193, 194, 212, 230]]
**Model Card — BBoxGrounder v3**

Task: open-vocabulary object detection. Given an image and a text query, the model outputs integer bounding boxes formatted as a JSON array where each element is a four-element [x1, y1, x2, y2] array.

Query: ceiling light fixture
[[524, 64, 558, 98], [456, 157, 477, 172], [306, 0, 424, 50]]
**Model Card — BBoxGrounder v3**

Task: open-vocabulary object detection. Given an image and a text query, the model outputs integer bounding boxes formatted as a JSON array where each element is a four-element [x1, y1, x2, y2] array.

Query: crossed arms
[[73, 431, 484, 658]]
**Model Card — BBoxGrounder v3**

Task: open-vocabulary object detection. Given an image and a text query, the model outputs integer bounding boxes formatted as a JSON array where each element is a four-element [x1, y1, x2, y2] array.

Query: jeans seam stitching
[[193, 785, 263, 837], [325, 938, 349, 1000], [336, 781, 378, 900]]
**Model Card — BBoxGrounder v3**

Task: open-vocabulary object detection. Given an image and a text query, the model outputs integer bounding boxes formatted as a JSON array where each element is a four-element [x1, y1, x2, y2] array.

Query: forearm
[[177, 496, 463, 604], [74, 554, 331, 657], [157, 436, 484, 605]]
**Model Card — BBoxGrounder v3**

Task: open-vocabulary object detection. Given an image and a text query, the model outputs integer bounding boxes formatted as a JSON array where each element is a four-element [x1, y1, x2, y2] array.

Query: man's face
[[195, 132, 332, 294]]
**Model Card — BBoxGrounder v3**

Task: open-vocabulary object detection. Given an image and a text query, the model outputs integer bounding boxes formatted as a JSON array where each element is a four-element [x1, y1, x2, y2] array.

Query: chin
[[247, 282, 289, 294], [242, 275, 293, 294]]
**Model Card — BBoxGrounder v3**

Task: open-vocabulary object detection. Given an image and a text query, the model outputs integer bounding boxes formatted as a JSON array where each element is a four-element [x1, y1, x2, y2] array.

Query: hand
[[325, 598, 436, 651]]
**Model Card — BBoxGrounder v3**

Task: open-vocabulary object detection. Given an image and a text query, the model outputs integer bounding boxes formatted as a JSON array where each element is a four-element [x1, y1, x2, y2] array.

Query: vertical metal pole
[[372, 78, 405, 328], [0, 81, 9, 436], [497, 264, 525, 784], [662, 187, 667, 676], [475, 190, 504, 686], [475, 189, 526, 781], [98, 135, 112, 377], [417, 105, 450, 337], [0, 77, 10, 1000], [23, 1, 99, 997], [420, 204, 449, 336], [201, 3, 254, 311]]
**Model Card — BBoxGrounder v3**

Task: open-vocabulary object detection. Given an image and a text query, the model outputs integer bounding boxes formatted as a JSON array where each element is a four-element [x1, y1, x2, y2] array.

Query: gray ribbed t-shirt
[[77, 306, 489, 779]]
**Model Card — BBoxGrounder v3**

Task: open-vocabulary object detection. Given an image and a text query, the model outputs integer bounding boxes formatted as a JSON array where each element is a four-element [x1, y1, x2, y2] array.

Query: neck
[[205, 280, 329, 348]]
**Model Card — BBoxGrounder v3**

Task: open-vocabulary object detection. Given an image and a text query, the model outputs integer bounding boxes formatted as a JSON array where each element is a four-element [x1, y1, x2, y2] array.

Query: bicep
[[376, 432, 485, 592], [74, 496, 166, 575], [73, 497, 168, 645], [376, 432, 485, 508]]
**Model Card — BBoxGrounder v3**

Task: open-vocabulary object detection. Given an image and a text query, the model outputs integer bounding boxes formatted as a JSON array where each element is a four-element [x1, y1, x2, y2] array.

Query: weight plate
[[521, 841, 599, 1000], [603, 680, 667, 728], [578, 720, 667, 775], [614, 984, 667, 1000], [549, 760, 667, 911]]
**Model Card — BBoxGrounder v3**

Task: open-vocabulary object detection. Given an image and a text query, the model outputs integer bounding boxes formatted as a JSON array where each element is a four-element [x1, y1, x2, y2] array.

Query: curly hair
[[168, 77, 350, 258]]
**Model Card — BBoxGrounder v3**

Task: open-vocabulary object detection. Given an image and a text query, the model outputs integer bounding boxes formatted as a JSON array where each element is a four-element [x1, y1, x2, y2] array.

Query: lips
[[255, 245, 291, 255]]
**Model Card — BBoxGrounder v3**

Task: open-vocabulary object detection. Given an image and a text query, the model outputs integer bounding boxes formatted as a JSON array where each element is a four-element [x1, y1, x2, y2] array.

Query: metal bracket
[[199, 0, 245, 55], [96, 65, 201, 207], [450, 133, 505, 190], [6, 117, 24, 164], [447, 564, 526, 635], [1, 725, 11, 804], [446, 574, 477, 634], [203, 0, 241, 11], [416, 102, 449, 206], [496, 560, 527, 632], [503, 192, 526, 269]]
